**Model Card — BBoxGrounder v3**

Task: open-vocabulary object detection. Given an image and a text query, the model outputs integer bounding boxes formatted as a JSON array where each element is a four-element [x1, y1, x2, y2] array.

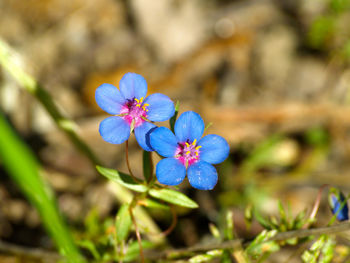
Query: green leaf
[[330, 0, 350, 13], [96, 166, 148, 192], [84, 208, 100, 237], [253, 207, 273, 230], [244, 204, 253, 230], [122, 241, 155, 262], [142, 151, 153, 182], [115, 204, 132, 244], [308, 16, 335, 49], [320, 237, 335, 263], [141, 198, 170, 210], [225, 210, 234, 240], [190, 250, 223, 263], [77, 240, 100, 260], [189, 254, 212, 263], [169, 100, 180, 132], [245, 230, 279, 257], [209, 223, 221, 240], [149, 188, 198, 208], [220, 250, 232, 263], [278, 201, 287, 224], [0, 113, 84, 262]]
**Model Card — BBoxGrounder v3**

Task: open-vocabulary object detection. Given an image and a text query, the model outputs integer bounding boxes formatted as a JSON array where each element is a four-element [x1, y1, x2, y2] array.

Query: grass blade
[[0, 113, 85, 262]]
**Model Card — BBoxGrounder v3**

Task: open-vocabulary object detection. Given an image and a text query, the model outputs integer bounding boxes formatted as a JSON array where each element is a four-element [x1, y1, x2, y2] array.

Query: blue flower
[[150, 111, 230, 190], [328, 188, 349, 221], [95, 73, 175, 151]]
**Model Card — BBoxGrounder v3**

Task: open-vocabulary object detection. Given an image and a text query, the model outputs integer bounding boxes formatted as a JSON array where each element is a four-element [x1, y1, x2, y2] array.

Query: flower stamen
[[120, 97, 149, 127], [175, 139, 201, 166]]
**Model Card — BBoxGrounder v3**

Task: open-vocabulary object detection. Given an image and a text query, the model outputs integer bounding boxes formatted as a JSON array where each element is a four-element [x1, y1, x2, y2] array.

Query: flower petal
[[95, 83, 125, 114], [187, 161, 218, 190], [134, 122, 157, 152], [150, 127, 178, 157], [144, 93, 175, 122], [198, 134, 230, 164], [119, 73, 147, 100], [330, 194, 349, 221], [156, 158, 186, 186], [175, 111, 204, 143], [99, 116, 130, 144]]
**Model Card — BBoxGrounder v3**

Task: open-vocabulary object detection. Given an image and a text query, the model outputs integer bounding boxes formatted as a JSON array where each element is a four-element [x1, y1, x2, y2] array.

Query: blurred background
[[1, 0, 350, 262]]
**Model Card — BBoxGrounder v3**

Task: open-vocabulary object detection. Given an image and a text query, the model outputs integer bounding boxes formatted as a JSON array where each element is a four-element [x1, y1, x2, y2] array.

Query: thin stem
[[129, 205, 144, 263], [148, 152, 154, 183], [161, 205, 177, 236], [3, 220, 350, 261], [0, 239, 61, 261], [137, 204, 177, 237], [125, 140, 143, 183], [0, 39, 101, 166], [303, 184, 329, 228], [145, 221, 350, 260]]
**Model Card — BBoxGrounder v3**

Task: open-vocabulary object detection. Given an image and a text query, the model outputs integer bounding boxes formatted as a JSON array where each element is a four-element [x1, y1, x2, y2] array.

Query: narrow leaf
[[122, 241, 155, 262], [0, 113, 84, 262], [142, 151, 153, 182], [77, 240, 100, 260], [115, 204, 132, 243], [149, 188, 198, 208], [225, 210, 234, 240], [96, 166, 148, 192], [209, 223, 221, 240], [169, 100, 180, 132], [141, 198, 170, 210]]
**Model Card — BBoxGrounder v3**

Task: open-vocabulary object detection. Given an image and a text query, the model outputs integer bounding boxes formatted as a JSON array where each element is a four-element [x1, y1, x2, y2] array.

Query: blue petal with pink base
[[150, 111, 230, 190], [96, 73, 175, 151]]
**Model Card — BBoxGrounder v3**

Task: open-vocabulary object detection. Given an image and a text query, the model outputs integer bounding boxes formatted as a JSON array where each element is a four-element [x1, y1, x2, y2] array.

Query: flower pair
[[96, 73, 229, 190]]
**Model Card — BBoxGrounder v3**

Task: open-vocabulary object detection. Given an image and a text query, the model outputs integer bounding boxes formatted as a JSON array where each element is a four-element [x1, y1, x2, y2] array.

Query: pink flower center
[[175, 139, 201, 167], [120, 97, 149, 127]]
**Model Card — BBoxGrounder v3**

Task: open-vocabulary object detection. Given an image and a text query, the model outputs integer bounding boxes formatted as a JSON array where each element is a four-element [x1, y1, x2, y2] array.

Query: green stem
[[0, 39, 101, 165]]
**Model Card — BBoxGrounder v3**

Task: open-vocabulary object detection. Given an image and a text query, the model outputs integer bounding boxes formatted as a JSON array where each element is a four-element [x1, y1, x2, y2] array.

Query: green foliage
[[0, 39, 101, 165], [220, 250, 232, 263], [189, 250, 223, 263], [143, 151, 153, 182], [307, 0, 350, 62], [149, 188, 199, 208], [308, 16, 335, 49], [96, 166, 148, 192], [254, 201, 308, 245], [245, 230, 280, 261], [302, 235, 335, 263], [76, 210, 115, 260], [305, 127, 329, 146], [224, 210, 234, 240], [209, 223, 221, 240], [169, 100, 180, 132], [141, 198, 170, 210], [330, 0, 350, 13], [0, 113, 84, 262], [244, 204, 253, 230], [115, 204, 132, 244], [76, 240, 101, 260], [121, 241, 155, 262]]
